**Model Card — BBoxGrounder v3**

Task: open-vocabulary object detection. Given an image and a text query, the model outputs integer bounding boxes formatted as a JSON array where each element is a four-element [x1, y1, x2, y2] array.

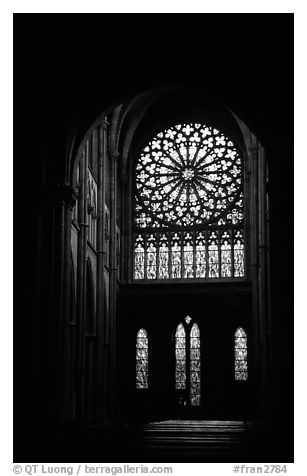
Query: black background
[[13, 13, 293, 461]]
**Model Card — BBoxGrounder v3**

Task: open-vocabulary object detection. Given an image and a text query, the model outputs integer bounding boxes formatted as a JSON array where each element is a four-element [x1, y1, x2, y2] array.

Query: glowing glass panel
[[190, 323, 201, 406], [135, 123, 243, 228], [136, 329, 149, 389], [134, 123, 245, 281], [175, 324, 186, 389], [234, 327, 248, 380]]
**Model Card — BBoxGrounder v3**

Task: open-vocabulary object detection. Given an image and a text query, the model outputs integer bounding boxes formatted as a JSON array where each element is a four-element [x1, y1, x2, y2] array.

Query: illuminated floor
[[126, 419, 291, 462], [15, 419, 292, 463]]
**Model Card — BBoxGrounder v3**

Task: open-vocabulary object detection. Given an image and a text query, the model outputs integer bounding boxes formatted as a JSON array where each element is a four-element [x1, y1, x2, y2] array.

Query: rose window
[[134, 123, 245, 281], [135, 123, 242, 228]]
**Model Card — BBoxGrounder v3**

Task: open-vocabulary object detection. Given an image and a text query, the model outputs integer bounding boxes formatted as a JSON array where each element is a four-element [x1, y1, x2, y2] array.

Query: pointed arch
[[190, 323, 201, 405], [175, 323, 186, 390], [234, 327, 248, 380], [136, 328, 149, 389], [175, 319, 201, 406]]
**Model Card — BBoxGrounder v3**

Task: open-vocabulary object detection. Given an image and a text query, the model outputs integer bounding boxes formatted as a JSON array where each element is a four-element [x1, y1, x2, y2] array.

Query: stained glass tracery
[[221, 230, 232, 277], [135, 123, 243, 228], [134, 122, 245, 281], [175, 318, 201, 406], [146, 234, 157, 280], [234, 231, 245, 277], [136, 328, 149, 389], [234, 327, 248, 380], [158, 233, 169, 279], [190, 323, 201, 406], [134, 235, 145, 280], [175, 324, 186, 390]]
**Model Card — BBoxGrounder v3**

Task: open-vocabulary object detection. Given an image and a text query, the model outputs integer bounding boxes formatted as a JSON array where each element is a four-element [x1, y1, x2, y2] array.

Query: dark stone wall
[[118, 282, 254, 422]]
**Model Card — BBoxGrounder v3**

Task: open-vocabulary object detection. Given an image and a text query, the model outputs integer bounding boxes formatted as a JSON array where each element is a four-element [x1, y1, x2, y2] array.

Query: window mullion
[[205, 228, 208, 278], [168, 232, 172, 279], [180, 231, 184, 279], [144, 233, 148, 280], [186, 325, 191, 405], [155, 232, 158, 280], [218, 228, 221, 278], [192, 231, 196, 278], [231, 228, 235, 278]]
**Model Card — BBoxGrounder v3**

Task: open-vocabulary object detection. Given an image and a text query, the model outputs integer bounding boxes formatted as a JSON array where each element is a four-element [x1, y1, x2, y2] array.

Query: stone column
[[109, 150, 119, 424], [96, 120, 108, 423], [249, 142, 261, 414], [37, 181, 77, 424], [258, 146, 270, 413], [75, 147, 89, 422], [249, 140, 270, 417], [265, 160, 272, 411], [57, 184, 78, 421]]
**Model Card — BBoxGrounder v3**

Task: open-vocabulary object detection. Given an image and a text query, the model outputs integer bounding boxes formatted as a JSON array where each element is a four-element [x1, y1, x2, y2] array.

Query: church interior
[[14, 14, 293, 463]]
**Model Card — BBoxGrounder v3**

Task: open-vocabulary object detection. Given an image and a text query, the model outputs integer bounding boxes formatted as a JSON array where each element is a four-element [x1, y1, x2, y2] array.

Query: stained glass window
[[136, 328, 149, 389], [146, 234, 157, 279], [134, 122, 245, 281], [234, 327, 248, 380], [184, 315, 192, 325], [183, 233, 194, 278], [190, 323, 201, 406], [134, 234, 145, 280], [175, 324, 186, 389], [221, 230, 232, 278], [195, 232, 206, 278], [158, 233, 169, 279], [208, 231, 219, 278], [171, 233, 181, 279], [234, 231, 245, 277], [175, 318, 201, 406]]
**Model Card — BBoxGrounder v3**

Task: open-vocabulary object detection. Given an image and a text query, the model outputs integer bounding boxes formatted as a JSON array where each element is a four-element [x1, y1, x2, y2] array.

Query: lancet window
[[234, 327, 248, 380], [136, 328, 149, 389], [175, 316, 201, 406]]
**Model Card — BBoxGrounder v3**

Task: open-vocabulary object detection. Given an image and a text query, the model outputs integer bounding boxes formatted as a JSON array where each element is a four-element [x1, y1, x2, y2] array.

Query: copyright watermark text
[[13, 465, 173, 475]]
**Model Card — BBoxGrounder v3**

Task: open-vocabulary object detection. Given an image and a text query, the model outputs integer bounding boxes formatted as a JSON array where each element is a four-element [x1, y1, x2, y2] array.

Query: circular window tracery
[[135, 123, 243, 228]]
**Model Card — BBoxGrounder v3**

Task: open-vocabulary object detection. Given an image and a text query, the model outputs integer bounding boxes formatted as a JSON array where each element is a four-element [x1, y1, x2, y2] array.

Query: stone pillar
[[249, 142, 261, 414], [258, 146, 271, 414], [121, 167, 131, 283], [36, 181, 77, 424], [265, 159, 273, 411], [57, 184, 78, 421], [96, 120, 108, 423], [75, 147, 89, 422], [109, 150, 119, 424], [249, 140, 270, 417]]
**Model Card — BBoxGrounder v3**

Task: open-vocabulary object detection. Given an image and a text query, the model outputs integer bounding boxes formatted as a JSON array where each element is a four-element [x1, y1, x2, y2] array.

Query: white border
[[2, 3, 304, 475], [1, 1, 298, 14]]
